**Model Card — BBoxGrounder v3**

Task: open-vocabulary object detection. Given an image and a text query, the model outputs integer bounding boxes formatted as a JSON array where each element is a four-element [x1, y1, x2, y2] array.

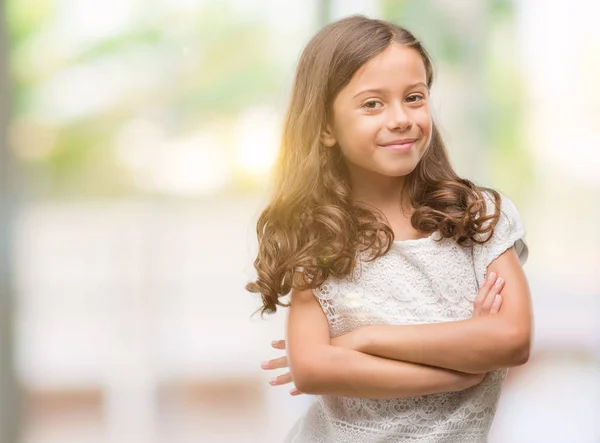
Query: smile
[[379, 140, 417, 152]]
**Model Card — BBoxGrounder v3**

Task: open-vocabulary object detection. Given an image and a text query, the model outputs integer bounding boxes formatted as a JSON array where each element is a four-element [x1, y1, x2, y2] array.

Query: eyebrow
[[352, 82, 428, 100]]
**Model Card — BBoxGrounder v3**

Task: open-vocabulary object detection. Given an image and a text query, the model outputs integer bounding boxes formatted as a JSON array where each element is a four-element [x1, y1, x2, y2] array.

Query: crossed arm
[[335, 246, 533, 374], [280, 281, 485, 399], [262, 246, 533, 398]]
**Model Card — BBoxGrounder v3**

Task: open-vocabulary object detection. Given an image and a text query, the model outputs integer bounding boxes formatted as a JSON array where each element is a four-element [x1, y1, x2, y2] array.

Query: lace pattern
[[284, 192, 528, 443]]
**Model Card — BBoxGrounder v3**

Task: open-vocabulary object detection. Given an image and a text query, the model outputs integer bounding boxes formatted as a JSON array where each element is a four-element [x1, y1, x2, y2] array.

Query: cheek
[[335, 114, 378, 146], [414, 106, 431, 127], [413, 110, 432, 142]]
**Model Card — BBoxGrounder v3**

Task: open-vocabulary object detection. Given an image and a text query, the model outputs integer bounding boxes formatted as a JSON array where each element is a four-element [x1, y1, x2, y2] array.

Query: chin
[[387, 163, 419, 177]]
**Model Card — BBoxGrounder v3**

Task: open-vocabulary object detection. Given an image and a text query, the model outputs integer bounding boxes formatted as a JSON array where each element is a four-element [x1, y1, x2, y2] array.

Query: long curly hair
[[245, 15, 501, 315]]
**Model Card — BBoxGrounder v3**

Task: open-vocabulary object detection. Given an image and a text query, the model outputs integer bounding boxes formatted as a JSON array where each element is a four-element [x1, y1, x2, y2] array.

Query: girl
[[246, 15, 532, 443]]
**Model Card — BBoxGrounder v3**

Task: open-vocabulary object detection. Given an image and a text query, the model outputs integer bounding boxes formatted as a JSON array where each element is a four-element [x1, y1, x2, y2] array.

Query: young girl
[[246, 15, 532, 443]]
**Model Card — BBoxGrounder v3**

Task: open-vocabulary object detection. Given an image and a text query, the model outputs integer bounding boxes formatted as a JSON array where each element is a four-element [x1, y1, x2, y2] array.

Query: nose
[[386, 101, 411, 132]]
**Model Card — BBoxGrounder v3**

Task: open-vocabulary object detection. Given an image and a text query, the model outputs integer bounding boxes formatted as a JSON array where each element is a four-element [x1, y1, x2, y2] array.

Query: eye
[[362, 100, 383, 111], [406, 94, 424, 103]]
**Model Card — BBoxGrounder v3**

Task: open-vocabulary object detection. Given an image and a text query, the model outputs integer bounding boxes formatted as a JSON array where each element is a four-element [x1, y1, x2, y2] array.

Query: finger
[[475, 272, 496, 305], [474, 272, 497, 315], [261, 356, 288, 370], [489, 294, 503, 314], [290, 387, 303, 396], [269, 372, 293, 386], [481, 277, 504, 313], [271, 340, 286, 350], [481, 277, 503, 312]]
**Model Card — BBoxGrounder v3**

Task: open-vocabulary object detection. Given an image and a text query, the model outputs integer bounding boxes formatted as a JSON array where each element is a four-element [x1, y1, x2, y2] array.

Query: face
[[323, 42, 433, 183]]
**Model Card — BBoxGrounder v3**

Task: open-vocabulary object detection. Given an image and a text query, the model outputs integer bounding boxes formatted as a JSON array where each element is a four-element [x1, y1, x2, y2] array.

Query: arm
[[345, 246, 533, 374], [285, 280, 484, 399]]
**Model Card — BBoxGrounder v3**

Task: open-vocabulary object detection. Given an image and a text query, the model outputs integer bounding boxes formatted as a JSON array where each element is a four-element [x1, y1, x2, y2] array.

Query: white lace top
[[285, 192, 529, 443]]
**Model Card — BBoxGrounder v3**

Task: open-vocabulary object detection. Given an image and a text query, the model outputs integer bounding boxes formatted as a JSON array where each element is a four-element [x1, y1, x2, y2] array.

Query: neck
[[349, 168, 411, 215]]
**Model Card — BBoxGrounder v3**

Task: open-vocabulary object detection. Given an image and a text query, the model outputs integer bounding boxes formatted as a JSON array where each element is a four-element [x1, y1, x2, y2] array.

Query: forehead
[[345, 43, 427, 93]]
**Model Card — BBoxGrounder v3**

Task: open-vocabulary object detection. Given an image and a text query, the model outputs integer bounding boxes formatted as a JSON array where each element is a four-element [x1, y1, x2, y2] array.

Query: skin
[[263, 273, 504, 395], [262, 42, 532, 396], [322, 42, 433, 231], [336, 248, 532, 375]]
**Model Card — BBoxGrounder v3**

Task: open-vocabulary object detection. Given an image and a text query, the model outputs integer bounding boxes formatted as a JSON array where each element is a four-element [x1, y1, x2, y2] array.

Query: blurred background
[[1, 0, 599, 442]]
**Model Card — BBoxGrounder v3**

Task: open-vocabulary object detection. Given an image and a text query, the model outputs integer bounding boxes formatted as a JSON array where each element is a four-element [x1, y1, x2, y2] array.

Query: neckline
[[392, 231, 439, 246]]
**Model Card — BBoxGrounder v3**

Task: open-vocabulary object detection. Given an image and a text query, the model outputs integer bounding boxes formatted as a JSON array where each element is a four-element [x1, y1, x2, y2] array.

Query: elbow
[[514, 339, 531, 366], [506, 328, 531, 366], [288, 344, 340, 394], [293, 374, 315, 394], [290, 362, 321, 394]]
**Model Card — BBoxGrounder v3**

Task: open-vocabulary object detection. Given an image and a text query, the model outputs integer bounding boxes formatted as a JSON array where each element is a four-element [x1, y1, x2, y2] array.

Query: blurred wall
[[1, 0, 599, 442]]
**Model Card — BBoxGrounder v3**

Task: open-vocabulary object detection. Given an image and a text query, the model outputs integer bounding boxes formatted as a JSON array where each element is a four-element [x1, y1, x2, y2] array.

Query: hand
[[261, 340, 303, 396], [455, 372, 487, 391], [472, 272, 505, 317]]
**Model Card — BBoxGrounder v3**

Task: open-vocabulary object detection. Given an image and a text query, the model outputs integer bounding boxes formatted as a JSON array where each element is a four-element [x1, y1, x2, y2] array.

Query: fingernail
[[487, 272, 496, 281], [495, 277, 504, 286], [271, 340, 279, 346], [261, 361, 269, 369], [290, 389, 299, 395], [269, 378, 277, 385]]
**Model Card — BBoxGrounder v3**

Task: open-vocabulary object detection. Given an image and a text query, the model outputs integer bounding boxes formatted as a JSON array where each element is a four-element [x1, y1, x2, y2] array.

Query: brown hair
[[245, 15, 501, 315]]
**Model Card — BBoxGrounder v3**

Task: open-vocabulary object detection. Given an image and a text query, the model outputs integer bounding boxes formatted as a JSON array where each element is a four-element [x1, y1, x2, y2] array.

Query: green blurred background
[[1, 1, 599, 442]]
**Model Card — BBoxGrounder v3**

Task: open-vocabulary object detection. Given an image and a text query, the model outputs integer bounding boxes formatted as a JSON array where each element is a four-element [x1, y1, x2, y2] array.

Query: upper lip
[[380, 138, 417, 146]]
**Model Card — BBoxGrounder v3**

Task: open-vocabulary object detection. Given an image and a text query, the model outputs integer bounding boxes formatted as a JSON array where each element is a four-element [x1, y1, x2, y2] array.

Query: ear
[[320, 123, 337, 148]]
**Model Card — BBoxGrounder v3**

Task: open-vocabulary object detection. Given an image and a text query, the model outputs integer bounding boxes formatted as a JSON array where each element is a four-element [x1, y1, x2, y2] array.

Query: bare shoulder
[[291, 271, 317, 304]]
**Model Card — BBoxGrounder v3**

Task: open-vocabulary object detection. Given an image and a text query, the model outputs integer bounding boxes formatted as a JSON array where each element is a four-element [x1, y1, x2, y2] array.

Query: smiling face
[[322, 42, 433, 192]]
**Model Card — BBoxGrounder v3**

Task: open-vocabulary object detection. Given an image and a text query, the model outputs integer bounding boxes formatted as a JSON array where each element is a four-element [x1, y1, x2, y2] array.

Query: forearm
[[291, 344, 478, 399], [356, 316, 530, 374]]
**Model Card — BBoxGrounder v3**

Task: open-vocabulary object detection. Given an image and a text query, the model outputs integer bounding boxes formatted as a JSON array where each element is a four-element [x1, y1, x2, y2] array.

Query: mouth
[[379, 138, 418, 152]]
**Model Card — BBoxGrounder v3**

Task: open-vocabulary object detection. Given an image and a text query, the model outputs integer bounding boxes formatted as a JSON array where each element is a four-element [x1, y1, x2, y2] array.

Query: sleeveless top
[[284, 192, 529, 443]]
